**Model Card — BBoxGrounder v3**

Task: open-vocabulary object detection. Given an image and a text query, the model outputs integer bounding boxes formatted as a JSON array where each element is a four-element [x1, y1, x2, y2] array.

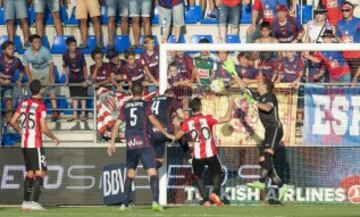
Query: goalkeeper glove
[[222, 59, 237, 77], [243, 88, 258, 105]]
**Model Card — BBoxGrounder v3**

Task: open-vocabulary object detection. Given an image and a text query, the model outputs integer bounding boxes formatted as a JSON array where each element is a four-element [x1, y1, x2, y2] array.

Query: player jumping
[[107, 82, 175, 212], [10, 79, 60, 210], [223, 59, 289, 202], [175, 97, 235, 207]]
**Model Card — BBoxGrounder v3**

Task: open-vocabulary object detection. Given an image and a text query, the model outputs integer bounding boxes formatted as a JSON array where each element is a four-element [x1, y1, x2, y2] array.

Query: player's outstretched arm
[[149, 114, 175, 141], [40, 118, 60, 146], [9, 112, 22, 134], [107, 119, 121, 157], [216, 98, 235, 124], [256, 102, 274, 112]]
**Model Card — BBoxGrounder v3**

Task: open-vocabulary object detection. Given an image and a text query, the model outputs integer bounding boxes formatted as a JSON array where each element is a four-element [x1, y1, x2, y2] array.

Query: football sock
[[23, 176, 34, 202], [123, 177, 134, 206], [150, 175, 159, 203], [212, 173, 222, 196], [195, 177, 209, 201], [33, 176, 43, 202]]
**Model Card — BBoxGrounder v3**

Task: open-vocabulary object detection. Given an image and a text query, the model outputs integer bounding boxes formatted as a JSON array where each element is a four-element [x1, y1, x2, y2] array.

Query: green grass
[[1, 205, 360, 217]]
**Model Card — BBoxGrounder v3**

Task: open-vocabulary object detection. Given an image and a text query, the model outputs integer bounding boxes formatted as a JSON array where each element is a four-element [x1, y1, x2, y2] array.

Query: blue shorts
[[218, 4, 241, 27], [150, 130, 171, 159], [34, 0, 60, 13], [4, 0, 28, 20], [1, 87, 13, 99], [106, 0, 129, 17], [126, 147, 156, 170], [129, 0, 152, 17]]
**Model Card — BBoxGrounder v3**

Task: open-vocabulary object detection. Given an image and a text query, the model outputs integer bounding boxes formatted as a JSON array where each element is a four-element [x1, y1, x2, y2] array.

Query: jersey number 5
[[130, 108, 138, 126]]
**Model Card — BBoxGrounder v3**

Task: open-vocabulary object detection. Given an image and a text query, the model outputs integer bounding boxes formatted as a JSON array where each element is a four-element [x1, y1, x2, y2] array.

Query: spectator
[[202, 0, 216, 18], [336, 1, 360, 82], [76, 0, 103, 48], [319, 0, 344, 26], [303, 29, 351, 83], [167, 61, 191, 98], [23, 34, 59, 121], [214, 51, 233, 84], [271, 5, 305, 43], [106, 0, 129, 48], [34, 0, 63, 37], [255, 21, 279, 43], [107, 49, 127, 91], [277, 51, 304, 83], [304, 6, 334, 43], [236, 52, 259, 84], [158, 0, 185, 43], [140, 35, 159, 87], [130, 0, 152, 47], [246, 0, 295, 43], [0, 41, 26, 127], [217, 0, 242, 43], [122, 49, 144, 88], [2, 0, 31, 48], [62, 37, 88, 122], [90, 48, 111, 89], [193, 38, 216, 87]]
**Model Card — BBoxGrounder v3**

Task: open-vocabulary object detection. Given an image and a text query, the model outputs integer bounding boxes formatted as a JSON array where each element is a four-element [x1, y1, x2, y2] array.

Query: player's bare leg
[[22, 171, 34, 210], [31, 170, 45, 210]]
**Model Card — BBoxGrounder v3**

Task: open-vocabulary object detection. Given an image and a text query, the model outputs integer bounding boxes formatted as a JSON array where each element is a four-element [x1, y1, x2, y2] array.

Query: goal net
[[159, 43, 360, 205]]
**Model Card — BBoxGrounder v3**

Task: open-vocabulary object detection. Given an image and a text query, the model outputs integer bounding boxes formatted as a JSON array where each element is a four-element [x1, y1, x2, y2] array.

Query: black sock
[[270, 168, 283, 188], [23, 176, 34, 202], [212, 174, 222, 196], [196, 178, 208, 201], [123, 177, 134, 206], [150, 175, 159, 203], [33, 176, 43, 202]]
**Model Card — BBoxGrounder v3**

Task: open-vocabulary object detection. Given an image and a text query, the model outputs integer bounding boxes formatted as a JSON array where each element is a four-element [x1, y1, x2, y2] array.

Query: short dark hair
[[29, 34, 42, 43], [264, 80, 274, 93], [66, 36, 77, 46], [143, 35, 154, 44], [260, 21, 271, 30], [190, 97, 202, 113], [1, 41, 14, 51], [131, 82, 144, 96], [124, 49, 136, 59], [91, 48, 103, 59], [237, 52, 250, 60], [30, 79, 42, 95], [168, 61, 177, 70], [199, 38, 210, 43]]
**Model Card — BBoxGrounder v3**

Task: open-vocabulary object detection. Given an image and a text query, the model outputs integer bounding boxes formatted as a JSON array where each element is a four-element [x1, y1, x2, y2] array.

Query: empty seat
[[151, 5, 159, 24], [100, 5, 109, 24], [226, 35, 241, 43], [240, 4, 252, 24], [42, 35, 50, 48], [54, 66, 66, 84], [82, 35, 97, 54], [185, 5, 202, 24], [113, 35, 131, 53], [0, 7, 5, 25], [297, 5, 313, 24], [190, 35, 213, 43], [50, 35, 71, 54], [168, 35, 185, 43], [63, 7, 79, 25]]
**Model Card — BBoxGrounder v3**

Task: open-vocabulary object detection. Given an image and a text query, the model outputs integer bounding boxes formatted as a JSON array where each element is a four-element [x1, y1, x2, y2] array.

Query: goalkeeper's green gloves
[[243, 89, 258, 105], [223, 59, 237, 77]]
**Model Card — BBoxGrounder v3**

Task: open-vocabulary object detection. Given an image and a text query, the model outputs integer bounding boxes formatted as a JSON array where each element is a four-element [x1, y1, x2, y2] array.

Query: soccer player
[[149, 89, 184, 168], [107, 82, 174, 211], [62, 37, 88, 122], [227, 63, 289, 201], [175, 97, 235, 207], [10, 79, 60, 210], [0, 41, 26, 128]]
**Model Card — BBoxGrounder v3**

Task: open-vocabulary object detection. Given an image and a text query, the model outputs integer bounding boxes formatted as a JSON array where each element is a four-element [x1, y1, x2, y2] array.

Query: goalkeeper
[[223, 59, 289, 201]]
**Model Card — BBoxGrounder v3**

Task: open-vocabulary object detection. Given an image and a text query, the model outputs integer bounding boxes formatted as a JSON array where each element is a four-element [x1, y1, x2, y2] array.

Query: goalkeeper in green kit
[[223, 59, 289, 202]]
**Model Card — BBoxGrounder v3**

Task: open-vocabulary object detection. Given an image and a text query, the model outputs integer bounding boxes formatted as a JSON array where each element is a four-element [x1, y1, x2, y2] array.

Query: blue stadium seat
[[82, 36, 97, 54], [57, 95, 69, 114], [2, 133, 20, 146], [50, 35, 71, 54], [0, 7, 5, 25], [54, 67, 66, 84], [185, 5, 202, 24], [63, 7, 79, 25], [113, 35, 131, 53], [226, 35, 241, 43], [27, 6, 36, 25], [190, 35, 213, 43], [13, 70, 29, 83], [297, 5, 313, 24], [100, 5, 109, 24], [151, 5, 159, 25], [42, 35, 50, 48], [240, 4, 252, 24], [168, 35, 185, 43], [0, 35, 24, 54]]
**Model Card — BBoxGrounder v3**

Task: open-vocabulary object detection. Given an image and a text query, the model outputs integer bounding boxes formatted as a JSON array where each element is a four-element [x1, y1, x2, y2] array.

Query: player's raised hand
[[107, 144, 116, 157]]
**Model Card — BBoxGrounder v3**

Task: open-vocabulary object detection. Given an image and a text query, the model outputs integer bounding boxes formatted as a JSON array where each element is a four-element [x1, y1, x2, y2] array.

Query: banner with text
[[304, 84, 360, 146]]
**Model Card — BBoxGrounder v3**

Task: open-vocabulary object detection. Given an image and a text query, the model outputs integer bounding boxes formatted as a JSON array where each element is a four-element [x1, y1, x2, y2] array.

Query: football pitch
[[1, 205, 360, 217]]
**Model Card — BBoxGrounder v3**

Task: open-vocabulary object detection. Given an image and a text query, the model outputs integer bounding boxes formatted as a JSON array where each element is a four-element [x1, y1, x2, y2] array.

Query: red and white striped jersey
[[15, 98, 47, 148], [180, 114, 218, 159]]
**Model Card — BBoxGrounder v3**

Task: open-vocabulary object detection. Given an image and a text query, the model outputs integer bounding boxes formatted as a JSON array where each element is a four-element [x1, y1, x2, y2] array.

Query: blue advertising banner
[[102, 163, 133, 205], [304, 84, 360, 146]]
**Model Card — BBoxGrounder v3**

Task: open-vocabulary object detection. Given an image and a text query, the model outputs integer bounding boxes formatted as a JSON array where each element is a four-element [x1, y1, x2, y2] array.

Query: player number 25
[[19, 112, 36, 129]]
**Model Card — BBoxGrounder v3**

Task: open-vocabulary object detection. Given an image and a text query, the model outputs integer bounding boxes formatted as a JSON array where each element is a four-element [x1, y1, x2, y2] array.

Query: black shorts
[[260, 127, 283, 156], [69, 85, 88, 98], [149, 130, 171, 159], [192, 155, 223, 178], [22, 148, 47, 171]]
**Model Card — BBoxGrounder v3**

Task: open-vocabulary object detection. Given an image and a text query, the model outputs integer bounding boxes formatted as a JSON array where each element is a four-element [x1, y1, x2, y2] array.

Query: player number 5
[[130, 108, 138, 126]]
